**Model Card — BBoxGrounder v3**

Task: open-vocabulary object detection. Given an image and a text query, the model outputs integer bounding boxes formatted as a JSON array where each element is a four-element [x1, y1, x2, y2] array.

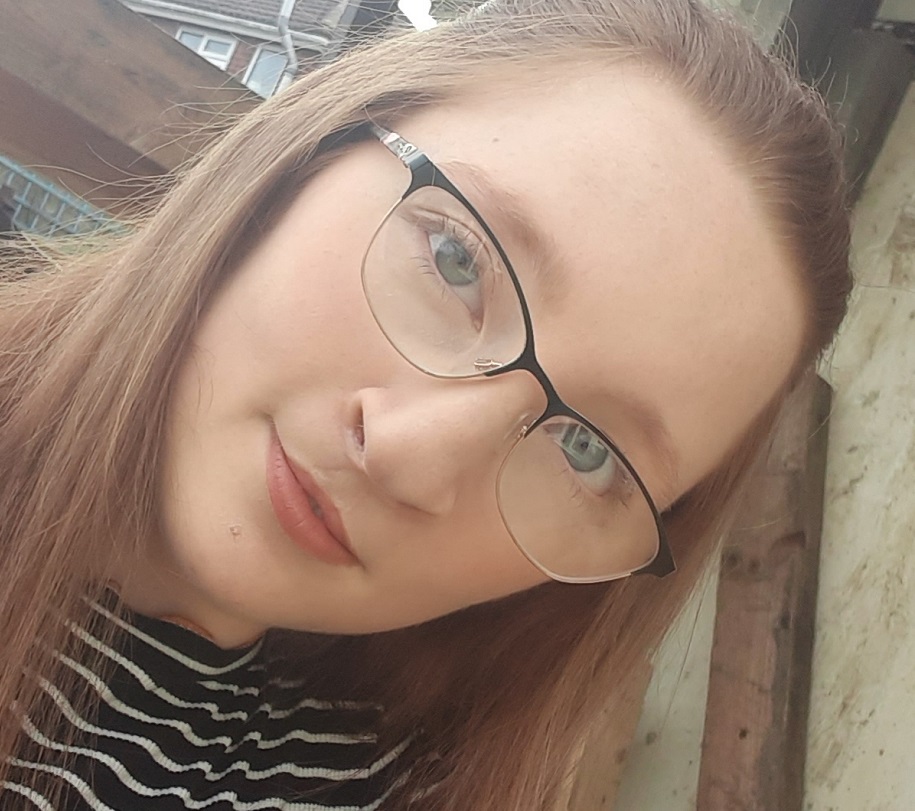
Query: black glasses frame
[[367, 123, 674, 580]]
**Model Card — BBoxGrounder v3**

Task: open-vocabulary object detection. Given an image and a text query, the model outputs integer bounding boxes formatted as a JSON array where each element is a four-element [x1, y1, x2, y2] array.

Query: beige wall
[[805, 81, 915, 811], [614, 568, 718, 810], [614, 82, 915, 811]]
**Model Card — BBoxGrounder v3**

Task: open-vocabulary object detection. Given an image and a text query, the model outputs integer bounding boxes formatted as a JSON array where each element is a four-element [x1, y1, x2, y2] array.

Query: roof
[[162, 0, 347, 36]]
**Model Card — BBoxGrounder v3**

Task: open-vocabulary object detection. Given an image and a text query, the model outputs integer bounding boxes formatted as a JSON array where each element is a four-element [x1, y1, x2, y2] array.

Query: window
[[177, 28, 236, 70], [244, 47, 289, 98]]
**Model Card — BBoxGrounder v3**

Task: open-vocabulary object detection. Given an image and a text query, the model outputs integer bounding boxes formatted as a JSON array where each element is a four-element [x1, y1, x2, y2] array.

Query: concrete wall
[[805, 81, 915, 811], [614, 82, 915, 811], [614, 568, 718, 810]]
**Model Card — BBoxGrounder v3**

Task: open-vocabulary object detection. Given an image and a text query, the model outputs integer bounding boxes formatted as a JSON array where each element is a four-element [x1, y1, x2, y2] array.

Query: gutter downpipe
[[276, 0, 299, 93], [319, 0, 360, 65]]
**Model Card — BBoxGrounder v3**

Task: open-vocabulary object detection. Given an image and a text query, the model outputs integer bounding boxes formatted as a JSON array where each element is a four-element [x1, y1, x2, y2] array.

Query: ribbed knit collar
[[91, 591, 264, 680]]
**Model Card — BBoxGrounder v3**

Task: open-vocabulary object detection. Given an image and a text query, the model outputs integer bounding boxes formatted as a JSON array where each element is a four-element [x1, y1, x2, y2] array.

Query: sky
[[397, 0, 438, 30]]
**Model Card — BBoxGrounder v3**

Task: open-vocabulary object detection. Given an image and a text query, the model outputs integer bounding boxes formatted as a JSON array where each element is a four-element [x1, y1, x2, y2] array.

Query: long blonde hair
[[0, 1, 850, 808]]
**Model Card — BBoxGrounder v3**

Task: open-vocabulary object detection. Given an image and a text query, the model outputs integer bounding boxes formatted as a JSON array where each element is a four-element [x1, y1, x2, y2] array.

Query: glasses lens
[[362, 186, 527, 378], [497, 416, 661, 582]]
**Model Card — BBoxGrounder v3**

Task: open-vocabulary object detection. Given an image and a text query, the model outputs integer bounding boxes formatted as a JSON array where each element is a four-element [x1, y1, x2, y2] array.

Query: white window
[[177, 28, 236, 70], [243, 47, 289, 98]]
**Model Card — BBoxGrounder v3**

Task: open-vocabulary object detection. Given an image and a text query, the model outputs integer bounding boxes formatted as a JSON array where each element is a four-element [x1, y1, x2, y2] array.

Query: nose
[[353, 373, 545, 516]]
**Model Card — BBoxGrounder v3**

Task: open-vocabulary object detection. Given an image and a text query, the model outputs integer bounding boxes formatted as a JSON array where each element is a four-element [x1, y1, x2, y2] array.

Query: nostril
[[353, 408, 366, 453]]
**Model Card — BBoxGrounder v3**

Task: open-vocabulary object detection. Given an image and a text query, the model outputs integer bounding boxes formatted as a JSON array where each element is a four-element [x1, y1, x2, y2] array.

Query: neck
[[108, 548, 267, 649]]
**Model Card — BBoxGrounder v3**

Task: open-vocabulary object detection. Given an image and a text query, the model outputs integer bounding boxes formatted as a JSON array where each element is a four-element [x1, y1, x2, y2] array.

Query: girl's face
[[121, 70, 805, 647]]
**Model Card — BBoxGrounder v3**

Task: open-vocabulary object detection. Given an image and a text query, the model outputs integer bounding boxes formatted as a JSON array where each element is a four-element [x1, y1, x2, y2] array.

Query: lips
[[266, 427, 358, 566]]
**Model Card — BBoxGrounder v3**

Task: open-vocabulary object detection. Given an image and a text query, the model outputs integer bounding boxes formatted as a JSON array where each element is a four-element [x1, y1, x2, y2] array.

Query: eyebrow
[[441, 159, 682, 506]]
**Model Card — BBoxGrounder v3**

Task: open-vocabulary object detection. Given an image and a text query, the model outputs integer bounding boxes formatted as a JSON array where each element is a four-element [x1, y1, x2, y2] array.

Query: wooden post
[[821, 28, 915, 197], [696, 373, 831, 810], [777, 0, 881, 78]]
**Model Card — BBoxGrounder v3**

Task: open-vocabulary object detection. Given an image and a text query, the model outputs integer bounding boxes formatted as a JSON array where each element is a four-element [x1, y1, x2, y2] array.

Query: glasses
[[361, 124, 674, 584]]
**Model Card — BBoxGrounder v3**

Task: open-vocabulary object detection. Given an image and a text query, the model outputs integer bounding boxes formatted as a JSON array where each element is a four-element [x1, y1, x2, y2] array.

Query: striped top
[[4, 598, 407, 810]]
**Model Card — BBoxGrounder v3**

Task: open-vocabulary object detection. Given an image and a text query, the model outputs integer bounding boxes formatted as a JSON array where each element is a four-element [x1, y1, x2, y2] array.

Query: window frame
[[176, 26, 237, 70], [242, 44, 289, 97]]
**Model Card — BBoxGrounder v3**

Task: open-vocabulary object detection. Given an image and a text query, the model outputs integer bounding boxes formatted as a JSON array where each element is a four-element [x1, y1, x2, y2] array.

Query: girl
[[0, 0, 851, 808]]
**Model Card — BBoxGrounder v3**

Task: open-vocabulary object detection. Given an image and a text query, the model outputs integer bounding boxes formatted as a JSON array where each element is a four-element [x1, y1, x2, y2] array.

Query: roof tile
[[174, 0, 346, 35]]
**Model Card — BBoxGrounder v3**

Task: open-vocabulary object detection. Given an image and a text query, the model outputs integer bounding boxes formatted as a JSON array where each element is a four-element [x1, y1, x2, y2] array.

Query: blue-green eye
[[544, 419, 634, 502], [558, 424, 609, 472], [429, 233, 479, 287]]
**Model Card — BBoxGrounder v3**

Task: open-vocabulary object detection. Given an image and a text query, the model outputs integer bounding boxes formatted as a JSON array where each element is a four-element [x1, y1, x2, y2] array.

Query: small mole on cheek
[[229, 524, 242, 539]]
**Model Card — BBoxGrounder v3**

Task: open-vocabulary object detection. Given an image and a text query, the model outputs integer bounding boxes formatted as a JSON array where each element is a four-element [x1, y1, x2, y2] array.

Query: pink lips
[[266, 427, 358, 566]]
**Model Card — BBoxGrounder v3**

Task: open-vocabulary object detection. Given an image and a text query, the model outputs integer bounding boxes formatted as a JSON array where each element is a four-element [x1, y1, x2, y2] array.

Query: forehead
[[398, 68, 805, 499]]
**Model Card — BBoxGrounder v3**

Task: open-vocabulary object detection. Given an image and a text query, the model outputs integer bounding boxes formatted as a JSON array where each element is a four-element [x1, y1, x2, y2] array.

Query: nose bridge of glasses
[[484, 343, 566, 430]]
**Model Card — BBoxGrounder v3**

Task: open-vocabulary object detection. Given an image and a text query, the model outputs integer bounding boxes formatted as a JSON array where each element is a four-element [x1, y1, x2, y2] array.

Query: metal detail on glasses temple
[[373, 125, 419, 160], [473, 358, 504, 371]]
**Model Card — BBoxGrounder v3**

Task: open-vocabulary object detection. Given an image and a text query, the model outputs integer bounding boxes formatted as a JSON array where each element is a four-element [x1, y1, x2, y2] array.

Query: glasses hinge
[[473, 358, 503, 371]]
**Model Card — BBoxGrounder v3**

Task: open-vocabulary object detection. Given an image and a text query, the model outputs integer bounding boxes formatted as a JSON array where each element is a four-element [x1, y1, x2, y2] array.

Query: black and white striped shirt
[[4, 599, 407, 810]]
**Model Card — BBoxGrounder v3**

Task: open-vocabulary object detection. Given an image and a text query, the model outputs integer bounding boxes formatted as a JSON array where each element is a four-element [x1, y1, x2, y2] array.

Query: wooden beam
[[822, 29, 915, 197], [0, 0, 258, 212], [779, 0, 882, 78], [696, 373, 831, 811]]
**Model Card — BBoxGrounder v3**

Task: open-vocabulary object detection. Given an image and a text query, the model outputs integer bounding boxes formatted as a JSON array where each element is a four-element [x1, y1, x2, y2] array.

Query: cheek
[[192, 240, 381, 403], [247, 256, 361, 363], [377, 556, 547, 631], [348, 495, 547, 630], [425, 516, 550, 614]]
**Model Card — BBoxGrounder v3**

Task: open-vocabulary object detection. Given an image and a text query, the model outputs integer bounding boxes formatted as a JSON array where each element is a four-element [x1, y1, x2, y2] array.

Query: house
[[122, 0, 350, 97], [0, 0, 408, 239]]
